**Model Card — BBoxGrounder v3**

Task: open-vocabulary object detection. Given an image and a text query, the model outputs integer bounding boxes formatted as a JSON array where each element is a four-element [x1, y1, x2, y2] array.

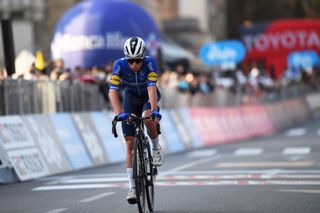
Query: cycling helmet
[[123, 36, 146, 59]]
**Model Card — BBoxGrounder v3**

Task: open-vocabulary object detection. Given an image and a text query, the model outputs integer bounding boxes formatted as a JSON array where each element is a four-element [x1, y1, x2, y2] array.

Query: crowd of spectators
[[1, 56, 320, 107]]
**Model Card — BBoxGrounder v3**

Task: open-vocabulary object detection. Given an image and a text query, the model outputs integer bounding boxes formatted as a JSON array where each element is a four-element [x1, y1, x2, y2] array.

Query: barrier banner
[[22, 115, 71, 175], [72, 113, 107, 165], [170, 110, 194, 149], [6, 148, 49, 181], [50, 113, 92, 170], [189, 108, 226, 145], [306, 94, 320, 114], [241, 105, 273, 137], [160, 110, 185, 153], [90, 111, 125, 163], [219, 108, 251, 142], [179, 108, 203, 148], [0, 116, 49, 181]]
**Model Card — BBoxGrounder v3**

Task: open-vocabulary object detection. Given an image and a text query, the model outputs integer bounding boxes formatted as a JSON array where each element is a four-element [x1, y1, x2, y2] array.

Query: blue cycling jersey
[[109, 56, 158, 97]]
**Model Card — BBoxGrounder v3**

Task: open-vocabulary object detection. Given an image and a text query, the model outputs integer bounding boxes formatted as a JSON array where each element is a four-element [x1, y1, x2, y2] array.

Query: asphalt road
[[1, 119, 320, 213]]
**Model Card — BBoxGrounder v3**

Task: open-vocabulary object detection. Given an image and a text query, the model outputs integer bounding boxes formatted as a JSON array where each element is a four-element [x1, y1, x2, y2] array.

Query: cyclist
[[108, 36, 164, 204]]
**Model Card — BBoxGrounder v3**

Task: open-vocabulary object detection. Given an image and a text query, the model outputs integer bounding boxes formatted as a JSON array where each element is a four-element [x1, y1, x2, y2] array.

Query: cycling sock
[[151, 137, 160, 149], [126, 168, 135, 188]]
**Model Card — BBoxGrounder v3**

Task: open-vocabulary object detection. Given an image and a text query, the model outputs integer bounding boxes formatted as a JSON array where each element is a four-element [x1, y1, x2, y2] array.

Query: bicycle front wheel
[[133, 139, 146, 213], [145, 142, 155, 212]]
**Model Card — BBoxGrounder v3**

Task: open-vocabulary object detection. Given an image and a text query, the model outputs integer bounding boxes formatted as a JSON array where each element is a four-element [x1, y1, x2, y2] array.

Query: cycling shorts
[[122, 90, 161, 137]]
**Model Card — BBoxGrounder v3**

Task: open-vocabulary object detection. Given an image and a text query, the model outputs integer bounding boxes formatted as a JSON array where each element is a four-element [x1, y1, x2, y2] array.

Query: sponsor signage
[[22, 115, 71, 174], [239, 19, 320, 78], [288, 51, 319, 68], [0, 116, 49, 181], [51, 0, 160, 68], [90, 112, 125, 163], [49, 113, 92, 170], [0, 116, 35, 149], [179, 108, 203, 148], [199, 40, 246, 65], [160, 110, 185, 153], [72, 113, 107, 165], [7, 148, 49, 181]]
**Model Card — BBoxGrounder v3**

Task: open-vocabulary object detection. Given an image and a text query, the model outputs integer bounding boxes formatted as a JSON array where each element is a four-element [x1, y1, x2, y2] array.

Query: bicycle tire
[[133, 138, 146, 213], [145, 140, 155, 212]]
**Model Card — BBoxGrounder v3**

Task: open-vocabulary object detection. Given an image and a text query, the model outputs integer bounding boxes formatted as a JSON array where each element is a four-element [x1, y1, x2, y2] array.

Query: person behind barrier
[[108, 36, 163, 204]]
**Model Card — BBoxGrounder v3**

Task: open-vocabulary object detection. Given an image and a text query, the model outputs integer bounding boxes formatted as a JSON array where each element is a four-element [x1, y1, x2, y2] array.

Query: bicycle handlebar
[[111, 114, 161, 138]]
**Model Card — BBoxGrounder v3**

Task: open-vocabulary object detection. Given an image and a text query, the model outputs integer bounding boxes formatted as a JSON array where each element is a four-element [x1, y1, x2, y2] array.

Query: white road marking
[[283, 147, 311, 155], [34, 179, 320, 190], [45, 208, 69, 213], [33, 170, 320, 191], [32, 183, 127, 191], [162, 155, 220, 174], [78, 192, 114, 203], [234, 148, 263, 156], [187, 149, 217, 158], [215, 161, 314, 168], [170, 169, 320, 174], [277, 189, 320, 194], [49, 177, 127, 184], [286, 156, 305, 161], [285, 128, 306, 137], [155, 180, 320, 186], [317, 128, 320, 136]]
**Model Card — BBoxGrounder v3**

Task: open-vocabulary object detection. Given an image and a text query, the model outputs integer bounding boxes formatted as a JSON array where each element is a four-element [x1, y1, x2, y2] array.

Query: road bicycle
[[112, 115, 160, 213]]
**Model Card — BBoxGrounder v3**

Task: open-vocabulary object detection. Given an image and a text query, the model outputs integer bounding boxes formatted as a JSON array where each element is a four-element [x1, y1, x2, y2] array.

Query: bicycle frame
[[112, 115, 158, 213]]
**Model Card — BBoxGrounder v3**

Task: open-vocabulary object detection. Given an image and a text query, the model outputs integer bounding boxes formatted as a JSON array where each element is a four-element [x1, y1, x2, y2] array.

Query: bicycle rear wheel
[[133, 139, 146, 213], [145, 142, 155, 212]]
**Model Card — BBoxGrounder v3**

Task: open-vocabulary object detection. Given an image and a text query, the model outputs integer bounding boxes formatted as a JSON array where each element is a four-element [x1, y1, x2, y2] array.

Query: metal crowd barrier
[[0, 78, 318, 116], [0, 79, 107, 115]]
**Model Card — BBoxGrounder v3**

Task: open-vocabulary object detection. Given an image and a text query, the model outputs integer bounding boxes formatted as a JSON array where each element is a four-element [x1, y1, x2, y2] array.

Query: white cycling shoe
[[153, 147, 164, 166], [127, 187, 137, 204]]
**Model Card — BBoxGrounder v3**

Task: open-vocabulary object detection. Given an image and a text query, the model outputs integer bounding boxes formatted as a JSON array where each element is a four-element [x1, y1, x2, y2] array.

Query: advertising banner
[[288, 51, 319, 68], [189, 108, 226, 146], [51, 0, 160, 68], [160, 110, 185, 153], [199, 40, 246, 65], [22, 115, 71, 175], [170, 110, 194, 149], [90, 112, 125, 163], [0, 116, 35, 150], [240, 19, 320, 78], [72, 113, 107, 165], [7, 148, 49, 181], [179, 108, 203, 148], [0, 116, 49, 181], [49, 113, 92, 170]]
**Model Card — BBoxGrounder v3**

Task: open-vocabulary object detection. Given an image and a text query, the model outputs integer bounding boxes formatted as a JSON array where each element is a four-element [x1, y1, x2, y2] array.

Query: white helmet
[[123, 36, 146, 59]]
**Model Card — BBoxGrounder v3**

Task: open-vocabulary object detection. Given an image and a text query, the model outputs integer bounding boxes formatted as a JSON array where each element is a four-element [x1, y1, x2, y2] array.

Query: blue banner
[[179, 108, 203, 148], [160, 110, 185, 153], [199, 40, 246, 65], [51, 0, 160, 68], [49, 113, 92, 170], [288, 51, 319, 68], [90, 112, 125, 163]]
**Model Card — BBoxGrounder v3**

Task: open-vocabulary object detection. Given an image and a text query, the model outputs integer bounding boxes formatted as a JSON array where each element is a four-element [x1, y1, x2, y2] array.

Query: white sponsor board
[[7, 148, 49, 181], [22, 115, 71, 174], [0, 116, 35, 149], [0, 116, 49, 181]]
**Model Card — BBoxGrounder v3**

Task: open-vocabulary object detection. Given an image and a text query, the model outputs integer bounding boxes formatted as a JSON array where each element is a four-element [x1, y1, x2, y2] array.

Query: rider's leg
[[142, 109, 160, 149], [143, 109, 163, 166], [125, 136, 135, 189]]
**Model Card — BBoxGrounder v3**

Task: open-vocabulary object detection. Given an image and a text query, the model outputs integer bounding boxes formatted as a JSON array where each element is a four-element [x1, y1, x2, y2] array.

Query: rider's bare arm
[[109, 89, 123, 114], [147, 85, 158, 111]]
